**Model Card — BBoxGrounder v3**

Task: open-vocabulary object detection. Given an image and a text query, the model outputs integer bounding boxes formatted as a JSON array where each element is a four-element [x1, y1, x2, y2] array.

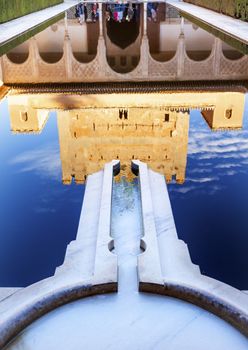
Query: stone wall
[[56, 108, 189, 184], [2, 36, 248, 83]]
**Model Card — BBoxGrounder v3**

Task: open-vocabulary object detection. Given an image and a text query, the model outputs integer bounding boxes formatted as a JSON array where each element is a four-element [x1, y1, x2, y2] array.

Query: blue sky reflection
[[0, 100, 84, 287], [168, 94, 248, 290]]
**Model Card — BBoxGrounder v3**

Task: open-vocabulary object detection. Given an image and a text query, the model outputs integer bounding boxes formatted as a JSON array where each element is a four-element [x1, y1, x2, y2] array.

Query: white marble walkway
[[0, 1, 78, 48], [166, 0, 248, 45], [5, 179, 248, 350]]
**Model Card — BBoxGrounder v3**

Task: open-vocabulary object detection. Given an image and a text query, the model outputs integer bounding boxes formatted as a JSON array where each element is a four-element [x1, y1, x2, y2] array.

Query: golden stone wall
[[201, 93, 245, 130], [57, 108, 189, 184], [7, 90, 246, 183], [9, 103, 49, 133]]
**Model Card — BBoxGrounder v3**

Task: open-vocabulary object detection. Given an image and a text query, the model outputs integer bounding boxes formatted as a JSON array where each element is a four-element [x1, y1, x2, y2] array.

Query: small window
[[109, 57, 115, 66], [164, 113, 170, 122], [225, 109, 232, 119], [119, 109, 128, 119], [20, 111, 28, 122], [132, 56, 138, 66], [120, 56, 127, 66]]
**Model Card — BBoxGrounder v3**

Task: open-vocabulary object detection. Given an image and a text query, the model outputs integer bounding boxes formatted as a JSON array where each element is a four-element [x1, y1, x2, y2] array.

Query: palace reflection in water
[[2, 3, 248, 84], [7, 89, 246, 184], [1, 2, 248, 346], [0, 0, 248, 330]]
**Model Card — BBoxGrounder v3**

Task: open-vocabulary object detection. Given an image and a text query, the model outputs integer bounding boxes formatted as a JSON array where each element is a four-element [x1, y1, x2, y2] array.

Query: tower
[[8, 95, 49, 133], [57, 105, 189, 184], [201, 92, 245, 130]]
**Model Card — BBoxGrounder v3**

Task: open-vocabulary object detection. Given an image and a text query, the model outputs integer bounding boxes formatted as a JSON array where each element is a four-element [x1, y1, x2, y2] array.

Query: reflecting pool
[[169, 98, 248, 290], [0, 99, 84, 287], [0, 1, 248, 292]]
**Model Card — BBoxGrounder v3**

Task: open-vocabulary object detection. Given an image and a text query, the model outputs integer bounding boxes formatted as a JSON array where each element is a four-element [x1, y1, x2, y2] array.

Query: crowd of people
[[75, 3, 99, 24], [147, 2, 158, 22], [74, 2, 159, 24], [105, 3, 139, 23]]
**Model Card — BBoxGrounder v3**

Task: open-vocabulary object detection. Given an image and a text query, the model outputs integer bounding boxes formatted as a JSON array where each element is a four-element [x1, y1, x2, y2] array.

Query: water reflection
[[169, 96, 248, 289], [0, 99, 84, 287], [75, 3, 99, 23], [0, 0, 248, 292], [7, 89, 246, 184], [2, 3, 248, 83], [57, 107, 189, 184]]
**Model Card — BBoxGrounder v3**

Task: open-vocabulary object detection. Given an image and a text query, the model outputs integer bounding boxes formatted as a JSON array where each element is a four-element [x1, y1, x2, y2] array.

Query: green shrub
[[184, 0, 221, 12], [183, 0, 248, 21], [221, 0, 236, 17], [236, 0, 248, 20], [0, 0, 63, 23]]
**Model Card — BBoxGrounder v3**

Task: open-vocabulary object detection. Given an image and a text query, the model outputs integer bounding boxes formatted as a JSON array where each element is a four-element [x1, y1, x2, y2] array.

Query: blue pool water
[[1, 95, 248, 290], [0, 99, 84, 287], [169, 95, 248, 290]]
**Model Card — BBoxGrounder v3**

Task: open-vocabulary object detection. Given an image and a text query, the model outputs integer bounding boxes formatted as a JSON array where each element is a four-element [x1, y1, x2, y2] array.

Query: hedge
[[0, 0, 63, 23], [183, 0, 248, 21]]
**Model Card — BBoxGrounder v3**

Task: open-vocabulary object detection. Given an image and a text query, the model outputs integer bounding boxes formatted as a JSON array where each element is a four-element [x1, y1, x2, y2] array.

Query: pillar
[[180, 17, 185, 34], [99, 3, 103, 37], [63, 20, 73, 80], [64, 10, 68, 32], [140, 36, 149, 77], [139, 2, 149, 77], [176, 33, 185, 78], [29, 37, 40, 80], [212, 37, 222, 78], [143, 2, 147, 36]]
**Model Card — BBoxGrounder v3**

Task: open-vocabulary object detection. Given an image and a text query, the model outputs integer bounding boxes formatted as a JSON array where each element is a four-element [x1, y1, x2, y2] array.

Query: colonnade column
[[64, 11, 73, 79], [99, 3, 103, 37], [96, 3, 108, 79], [64, 10, 68, 32], [140, 2, 149, 77], [212, 37, 222, 77], [177, 17, 185, 78], [180, 17, 185, 35], [29, 37, 40, 80], [143, 2, 147, 36]]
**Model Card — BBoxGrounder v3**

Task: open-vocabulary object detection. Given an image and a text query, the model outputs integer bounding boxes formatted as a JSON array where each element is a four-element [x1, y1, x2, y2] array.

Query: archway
[[7, 42, 29, 63], [36, 25, 64, 63], [222, 42, 244, 60], [105, 3, 141, 73], [106, 4, 141, 49]]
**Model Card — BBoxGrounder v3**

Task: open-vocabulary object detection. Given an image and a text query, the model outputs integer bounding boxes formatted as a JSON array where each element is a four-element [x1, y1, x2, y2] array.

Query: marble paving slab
[[166, 0, 248, 45], [132, 160, 248, 337], [0, 1, 78, 47]]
